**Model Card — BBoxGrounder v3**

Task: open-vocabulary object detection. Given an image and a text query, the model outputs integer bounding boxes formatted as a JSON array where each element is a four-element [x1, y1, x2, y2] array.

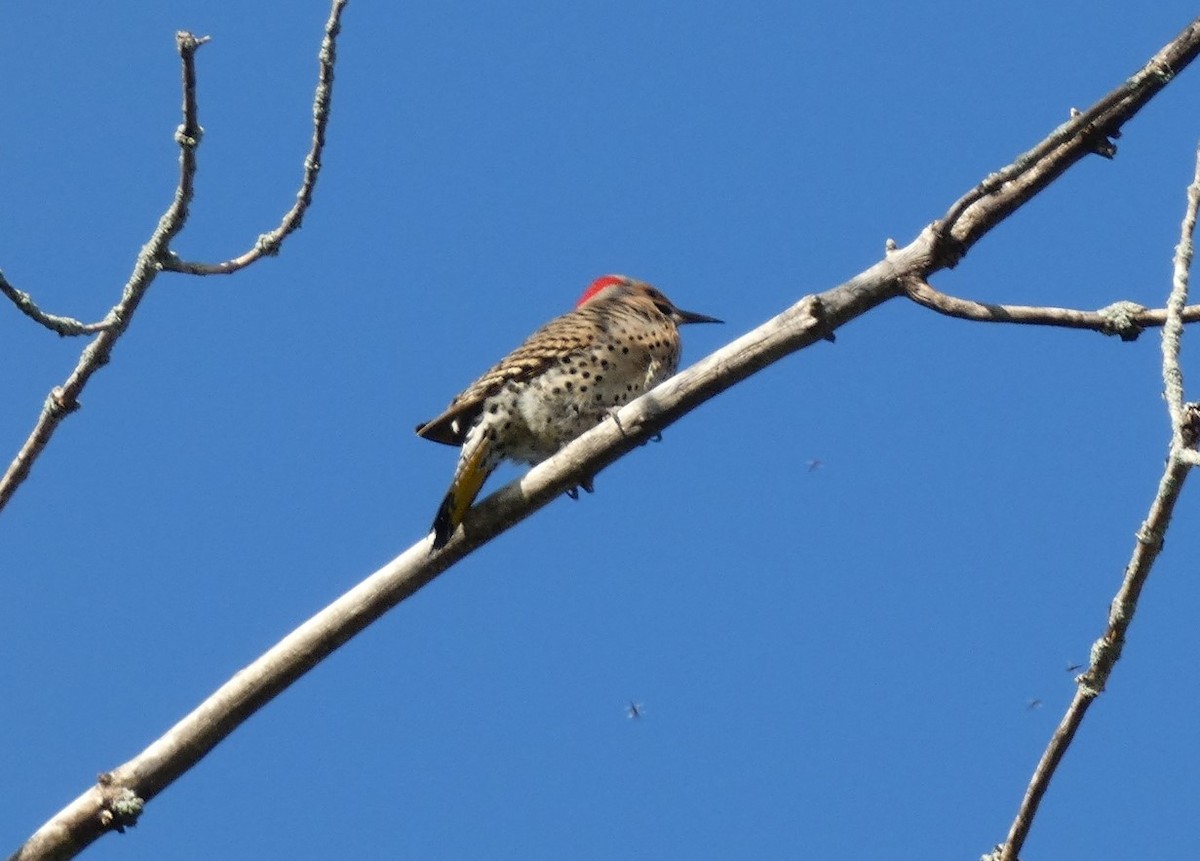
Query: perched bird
[[416, 274, 721, 549]]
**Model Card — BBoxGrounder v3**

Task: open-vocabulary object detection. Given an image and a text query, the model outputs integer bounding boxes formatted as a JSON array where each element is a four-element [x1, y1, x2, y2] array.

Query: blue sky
[[4, 3, 1200, 859]]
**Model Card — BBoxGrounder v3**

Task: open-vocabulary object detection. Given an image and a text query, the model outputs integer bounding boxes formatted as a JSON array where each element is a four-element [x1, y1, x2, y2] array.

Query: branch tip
[[175, 32, 211, 53]]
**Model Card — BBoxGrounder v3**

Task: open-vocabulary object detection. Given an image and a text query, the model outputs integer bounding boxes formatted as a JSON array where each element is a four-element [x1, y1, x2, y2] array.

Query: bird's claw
[[566, 475, 595, 500]]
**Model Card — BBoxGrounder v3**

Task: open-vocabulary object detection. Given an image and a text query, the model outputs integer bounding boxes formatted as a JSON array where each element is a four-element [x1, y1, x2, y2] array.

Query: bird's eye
[[643, 289, 670, 313]]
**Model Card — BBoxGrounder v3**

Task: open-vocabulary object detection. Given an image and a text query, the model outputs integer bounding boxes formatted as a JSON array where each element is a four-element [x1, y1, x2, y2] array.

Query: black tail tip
[[430, 528, 451, 551], [430, 496, 455, 551]]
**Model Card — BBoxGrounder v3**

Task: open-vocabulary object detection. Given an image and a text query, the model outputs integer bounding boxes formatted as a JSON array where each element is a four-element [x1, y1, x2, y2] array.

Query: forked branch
[[160, 1, 342, 275], [0, 0, 348, 518]]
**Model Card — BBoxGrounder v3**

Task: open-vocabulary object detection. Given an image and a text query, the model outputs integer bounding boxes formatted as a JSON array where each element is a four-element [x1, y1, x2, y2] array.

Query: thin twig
[[11, 15, 1200, 861], [162, 0, 346, 275], [998, 142, 1200, 861], [905, 277, 1200, 340], [0, 271, 111, 335]]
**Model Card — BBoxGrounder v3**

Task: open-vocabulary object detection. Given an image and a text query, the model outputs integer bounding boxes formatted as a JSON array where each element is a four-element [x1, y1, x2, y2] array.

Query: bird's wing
[[414, 310, 600, 447]]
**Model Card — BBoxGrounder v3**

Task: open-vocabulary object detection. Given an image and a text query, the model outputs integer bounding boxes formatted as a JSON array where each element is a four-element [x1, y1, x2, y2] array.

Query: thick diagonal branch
[[935, 22, 1199, 261]]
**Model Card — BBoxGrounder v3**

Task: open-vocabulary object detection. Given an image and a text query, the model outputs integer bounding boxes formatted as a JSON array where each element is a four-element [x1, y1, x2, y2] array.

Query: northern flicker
[[416, 274, 721, 549]]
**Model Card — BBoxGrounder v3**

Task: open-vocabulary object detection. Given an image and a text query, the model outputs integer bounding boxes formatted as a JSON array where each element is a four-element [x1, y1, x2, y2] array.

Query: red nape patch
[[575, 274, 625, 307]]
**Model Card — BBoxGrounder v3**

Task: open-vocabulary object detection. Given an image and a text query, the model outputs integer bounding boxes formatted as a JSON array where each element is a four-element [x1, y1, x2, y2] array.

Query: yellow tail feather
[[430, 435, 493, 549]]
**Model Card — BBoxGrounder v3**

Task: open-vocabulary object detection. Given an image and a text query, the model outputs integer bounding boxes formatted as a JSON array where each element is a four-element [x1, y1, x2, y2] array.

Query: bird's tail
[[431, 432, 497, 550]]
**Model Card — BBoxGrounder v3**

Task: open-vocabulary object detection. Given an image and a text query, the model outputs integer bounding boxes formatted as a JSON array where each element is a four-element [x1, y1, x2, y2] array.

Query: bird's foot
[[565, 474, 595, 500]]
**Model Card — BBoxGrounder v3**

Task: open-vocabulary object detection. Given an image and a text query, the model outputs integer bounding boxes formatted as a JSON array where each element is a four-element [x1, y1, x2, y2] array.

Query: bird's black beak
[[673, 307, 723, 325]]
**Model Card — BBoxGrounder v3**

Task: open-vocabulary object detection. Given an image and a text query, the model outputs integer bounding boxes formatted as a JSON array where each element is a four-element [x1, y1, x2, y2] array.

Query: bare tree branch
[[903, 277, 1200, 340], [0, 31, 209, 516], [11, 14, 1200, 861], [1163, 149, 1200, 437], [0, 271, 112, 336], [0, 1, 347, 519], [161, 0, 344, 275], [934, 22, 1197, 266], [998, 144, 1200, 861]]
